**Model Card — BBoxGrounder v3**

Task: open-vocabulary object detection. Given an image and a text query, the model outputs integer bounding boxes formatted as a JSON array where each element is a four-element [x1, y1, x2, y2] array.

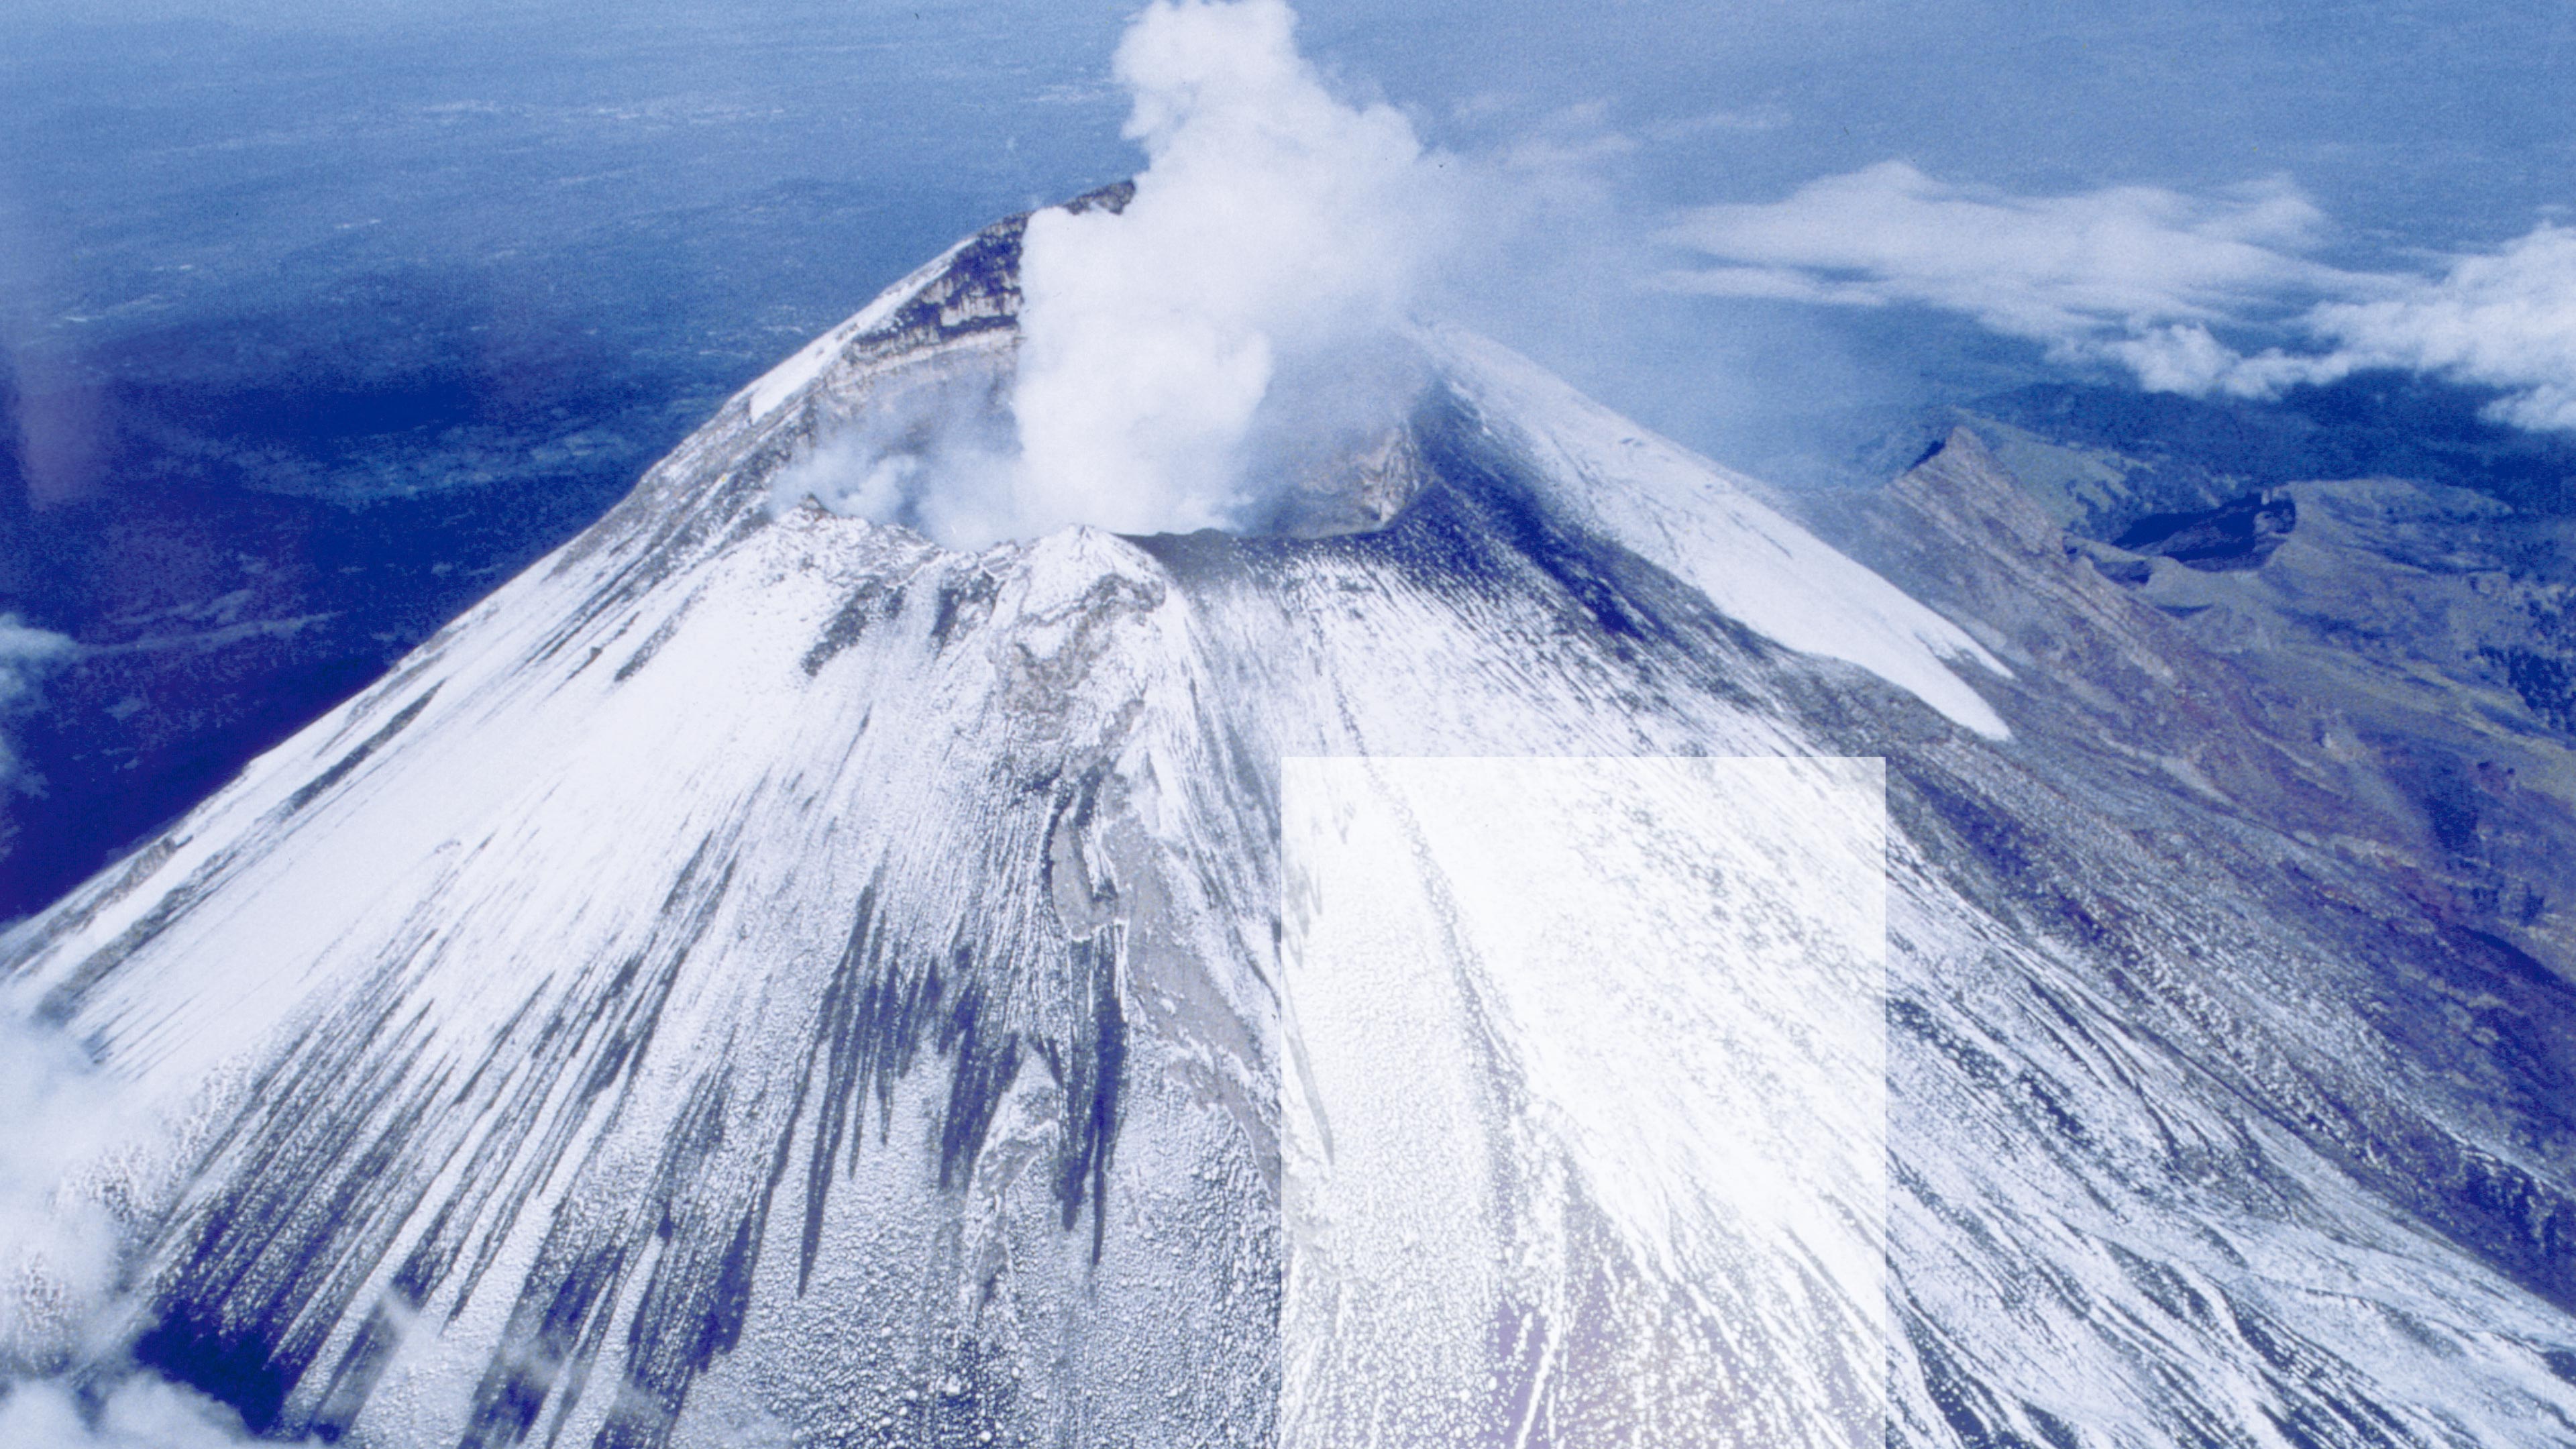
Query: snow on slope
[[1430, 324, 2012, 739], [1280, 755, 1890, 1448]]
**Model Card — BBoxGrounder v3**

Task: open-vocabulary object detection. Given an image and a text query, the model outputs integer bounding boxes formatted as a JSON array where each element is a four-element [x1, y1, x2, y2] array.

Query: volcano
[[9, 197, 2576, 1449]]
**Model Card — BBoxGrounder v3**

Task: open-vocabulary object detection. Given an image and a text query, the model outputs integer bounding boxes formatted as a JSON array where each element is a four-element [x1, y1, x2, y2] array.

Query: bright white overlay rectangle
[[1280, 756, 1887, 1448]]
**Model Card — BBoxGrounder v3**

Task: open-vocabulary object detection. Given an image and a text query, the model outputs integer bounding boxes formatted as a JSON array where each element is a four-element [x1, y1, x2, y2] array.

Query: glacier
[[6, 196, 2576, 1448]]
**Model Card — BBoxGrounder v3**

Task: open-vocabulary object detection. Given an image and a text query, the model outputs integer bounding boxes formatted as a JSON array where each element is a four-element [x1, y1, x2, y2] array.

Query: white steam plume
[[766, 364, 1018, 547], [1004, 0, 1453, 540], [786, 0, 1458, 549]]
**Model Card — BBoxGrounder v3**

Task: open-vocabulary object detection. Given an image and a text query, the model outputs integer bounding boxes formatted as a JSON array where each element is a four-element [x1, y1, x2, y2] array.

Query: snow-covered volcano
[[10, 198, 2576, 1449]]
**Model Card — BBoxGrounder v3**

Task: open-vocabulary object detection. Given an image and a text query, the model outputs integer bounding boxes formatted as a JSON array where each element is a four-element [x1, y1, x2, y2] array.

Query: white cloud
[[2302, 225, 2576, 430], [1493, 100, 1638, 179], [0, 998, 310, 1447], [0, 1378, 278, 1449], [0, 616, 74, 792], [1660, 162, 2344, 344], [1642, 107, 1789, 142], [1659, 162, 2576, 432], [0, 1007, 127, 1380]]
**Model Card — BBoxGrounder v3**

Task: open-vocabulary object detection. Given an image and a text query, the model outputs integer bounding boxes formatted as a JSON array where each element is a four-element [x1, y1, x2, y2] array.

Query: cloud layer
[[1662, 162, 2343, 341], [2302, 225, 2576, 431], [1660, 162, 2576, 431], [0, 1007, 129, 1380], [0, 1379, 280, 1449]]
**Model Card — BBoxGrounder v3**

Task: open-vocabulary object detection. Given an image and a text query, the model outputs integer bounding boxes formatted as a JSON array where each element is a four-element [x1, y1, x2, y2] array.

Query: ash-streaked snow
[[1281, 755, 1887, 1446]]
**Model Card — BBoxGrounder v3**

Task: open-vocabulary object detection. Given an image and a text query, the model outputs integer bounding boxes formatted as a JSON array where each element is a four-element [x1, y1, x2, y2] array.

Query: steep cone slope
[[7, 205, 2576, 1449]]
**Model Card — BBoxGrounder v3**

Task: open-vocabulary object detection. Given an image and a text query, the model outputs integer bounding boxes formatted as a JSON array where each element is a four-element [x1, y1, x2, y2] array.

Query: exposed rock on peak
[[1892, 426, 2065, 561]]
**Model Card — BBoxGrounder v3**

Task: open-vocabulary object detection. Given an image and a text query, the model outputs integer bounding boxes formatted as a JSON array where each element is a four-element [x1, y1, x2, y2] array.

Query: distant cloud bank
[[1659, 161, 2576, 431], [0, 616, 74, 792], [2299, 227, 2576, 431]]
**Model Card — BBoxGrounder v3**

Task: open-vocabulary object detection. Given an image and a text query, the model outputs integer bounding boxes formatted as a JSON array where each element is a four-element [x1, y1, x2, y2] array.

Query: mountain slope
[[8, 205, 2576, 1449]]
